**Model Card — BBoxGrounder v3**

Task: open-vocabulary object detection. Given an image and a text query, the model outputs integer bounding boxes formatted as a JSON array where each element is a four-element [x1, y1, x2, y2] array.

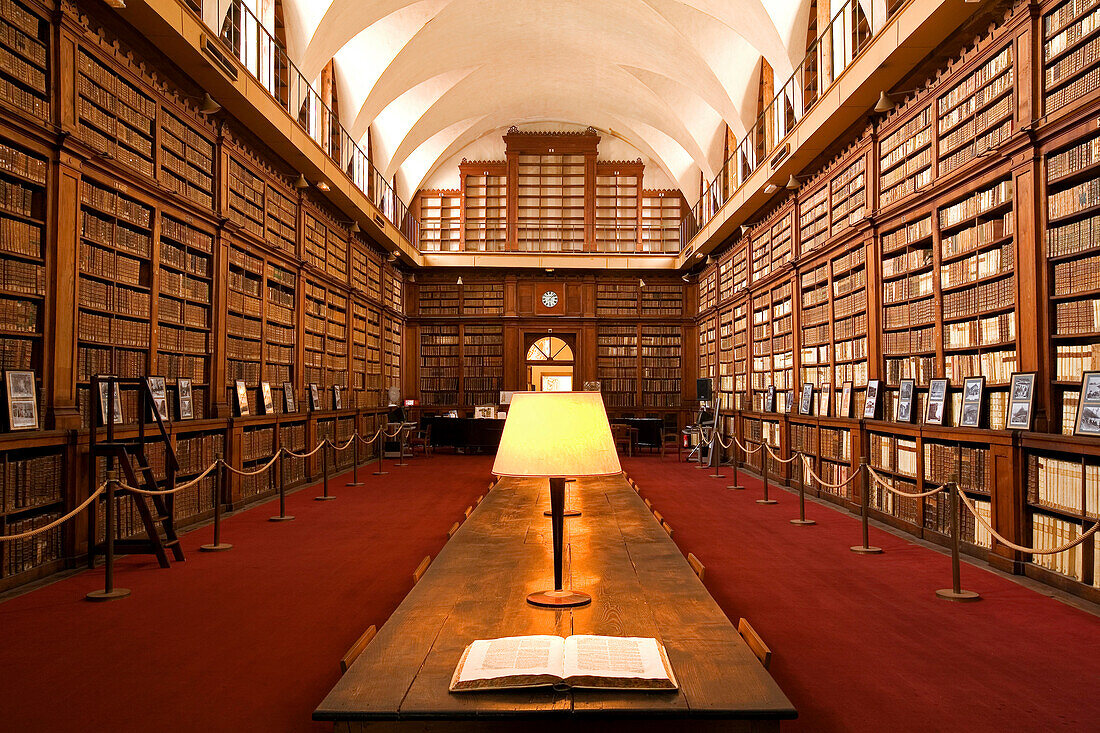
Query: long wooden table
[[314, 474, 796, 731]]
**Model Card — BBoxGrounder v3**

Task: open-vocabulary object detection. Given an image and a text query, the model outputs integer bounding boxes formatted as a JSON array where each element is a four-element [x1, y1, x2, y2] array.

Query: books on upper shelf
[[450, 635, 677, 692]]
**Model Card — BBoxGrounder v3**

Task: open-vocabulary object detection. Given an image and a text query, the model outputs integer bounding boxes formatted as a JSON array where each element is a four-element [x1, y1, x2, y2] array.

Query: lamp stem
[[550, 476, 565, 591]]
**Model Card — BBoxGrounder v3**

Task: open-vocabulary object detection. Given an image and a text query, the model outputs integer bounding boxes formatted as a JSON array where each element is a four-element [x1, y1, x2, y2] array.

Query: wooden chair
[[475, 494, 484, 505], [661, 520, 673, 537], [413, 555, 432, 585], [653, 509, 664, 524], [644, 497, 653, 509], [464, 505, 473, 518], [447, 521, 460, 539], [339, 625, 377, 674], [661, 428, 683, 461], [687, 552, 705, 580], [408, 424, 432, 456], [611, 424, 633, 456], [737, 618, 772, 669]]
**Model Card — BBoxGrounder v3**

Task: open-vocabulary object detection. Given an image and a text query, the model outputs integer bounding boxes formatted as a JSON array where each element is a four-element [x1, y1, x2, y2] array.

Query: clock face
[[541, 290, 559, 308]]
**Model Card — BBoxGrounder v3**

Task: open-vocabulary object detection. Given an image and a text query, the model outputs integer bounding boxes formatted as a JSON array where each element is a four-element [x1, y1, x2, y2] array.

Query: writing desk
[[314, 474, 796, 731]]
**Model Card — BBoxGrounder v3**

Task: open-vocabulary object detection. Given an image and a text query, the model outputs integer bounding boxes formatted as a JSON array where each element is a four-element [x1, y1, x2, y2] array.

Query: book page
[[456, 635, 565, 684], [562, 635, 671, 683]]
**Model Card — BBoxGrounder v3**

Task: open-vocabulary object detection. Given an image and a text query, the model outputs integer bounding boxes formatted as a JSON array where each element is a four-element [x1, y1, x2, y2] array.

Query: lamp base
[[527, 589, 591, 608], [544, 509, 581, 517]]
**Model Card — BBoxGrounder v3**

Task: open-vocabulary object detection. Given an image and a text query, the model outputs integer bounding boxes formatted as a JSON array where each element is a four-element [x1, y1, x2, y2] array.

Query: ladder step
[[163, 539, 180, 548]]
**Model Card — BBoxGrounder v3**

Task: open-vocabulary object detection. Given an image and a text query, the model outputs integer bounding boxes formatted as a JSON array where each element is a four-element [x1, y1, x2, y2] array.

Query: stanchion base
[[346, 481, 365, 487], [756, 499, 778, 505], [372, 471, 389, 476], [395, 461, 409, 467], [727, 485, 746, 490], [850, 545, 883, 554], [790, 519, 816, 525], [85, 588, 130, 602], [544, 509, 582, 517], [315, 495, 337, 501], [695, 464, 710, 470], [935, 588, 981, 602], [268, 515, 295, 522], [527, 589, 591, 608], [709, 473, 724, 479], [199, 543, 233, 552]]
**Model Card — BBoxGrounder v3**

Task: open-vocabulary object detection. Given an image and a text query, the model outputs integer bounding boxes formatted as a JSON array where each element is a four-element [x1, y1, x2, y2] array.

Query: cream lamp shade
[[492, 391, 621, 478]]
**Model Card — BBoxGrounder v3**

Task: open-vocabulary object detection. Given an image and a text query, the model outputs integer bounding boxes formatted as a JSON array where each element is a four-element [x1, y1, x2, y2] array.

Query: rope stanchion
[[0, 482, 105, 543], [799, 455, 862, 491], [85, 471, 130, 602], [395, 426, 409, 467], [851, 463, 883, 554], [791, 452, 815, 526], [347, 428, 365, 487], [936, 482, 981, 602], [374, 426, 389, 476], [763, 442, 801, 464], [270, 448, 294, 522], [200, 453, 232, 552], [757, 441, 777, 505], [708, 429, 724, 479], [956, 487, 1100, 555], [283, 441, 327, 460], [865, 465, 947, 499], [316, 439, 336, 501], [219, 452, 281, 479], [718, 430, 745, 490]]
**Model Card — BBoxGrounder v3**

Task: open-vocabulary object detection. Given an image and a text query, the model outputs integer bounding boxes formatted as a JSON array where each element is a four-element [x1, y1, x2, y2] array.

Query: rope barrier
[[356, 428, 384, 445], [714, 431, 734, 450], [865, 465, 947, 499], [118, 461, 222, 496], [799, 455, 863, 490], [0, 483, 107, 542], [955, 488, 1100, 555], [220, 451, 282, 478], [732, 436, 764, 455], [329, 434, 357, 452], [283, 441, 328, 460], [763, 443, 801, 464]]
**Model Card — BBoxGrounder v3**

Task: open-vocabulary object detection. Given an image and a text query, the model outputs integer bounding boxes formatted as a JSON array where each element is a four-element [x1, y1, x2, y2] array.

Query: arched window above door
[[526, 337, 573, 362]]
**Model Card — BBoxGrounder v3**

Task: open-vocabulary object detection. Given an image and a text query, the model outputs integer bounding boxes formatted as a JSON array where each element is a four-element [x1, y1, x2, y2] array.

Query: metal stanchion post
[[756, 441, 777, 504], [373, 430, 388, 476], [709, 430, 724, 479], [270, 450, 294, 522], [727, 431, 745, 490], [201, 457, 233, 551], [86, 471, 130, 601], [791, 454, 815, 525], [936, 483, 981, 601], [316, 440, 336, 500], [396, 427, 409, 467], [347, 430, 364, 487], [851, 463, 883, 554]]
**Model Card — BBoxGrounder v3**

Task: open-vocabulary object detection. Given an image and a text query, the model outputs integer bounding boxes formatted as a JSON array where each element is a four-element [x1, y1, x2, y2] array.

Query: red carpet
[[0, 454, 494, 733], [621, 455, 1100, 732]]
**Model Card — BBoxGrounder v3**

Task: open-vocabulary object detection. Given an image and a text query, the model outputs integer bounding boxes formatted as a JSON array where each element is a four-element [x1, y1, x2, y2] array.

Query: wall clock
[[541, 290, 559, 308]]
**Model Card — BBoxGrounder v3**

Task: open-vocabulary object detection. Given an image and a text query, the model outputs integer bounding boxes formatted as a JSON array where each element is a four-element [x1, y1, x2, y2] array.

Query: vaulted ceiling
[[272, 0, 814, 202]]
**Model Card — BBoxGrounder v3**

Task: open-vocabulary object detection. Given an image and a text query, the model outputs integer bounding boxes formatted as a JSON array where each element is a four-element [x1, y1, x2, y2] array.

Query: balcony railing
[[682, 0, 903, 249], [201, 0, 420, 245]]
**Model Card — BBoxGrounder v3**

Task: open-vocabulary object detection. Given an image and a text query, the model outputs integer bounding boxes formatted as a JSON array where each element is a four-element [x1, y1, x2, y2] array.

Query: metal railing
[[682, 0, 902, 248], [201, 0, 419, 245]]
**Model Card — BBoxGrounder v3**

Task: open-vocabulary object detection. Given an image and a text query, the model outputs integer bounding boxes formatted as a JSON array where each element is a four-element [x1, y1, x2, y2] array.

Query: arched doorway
[[525, 335, 574, 392]]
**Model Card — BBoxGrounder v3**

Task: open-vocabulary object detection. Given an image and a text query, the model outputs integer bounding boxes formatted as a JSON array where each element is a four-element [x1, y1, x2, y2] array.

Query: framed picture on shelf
[[896, 379, 915, 423], [799, 383, 814, 415], [925, 378, 948, 425], [4, 370, 37, 431], [1073, 371, 1100, 436], [960, 376, 985, 428], [333, 385, 343, 410], [840, 382, 852, 418], [97, 379, 124, 426], [234, 380, 250, 417], [765, 386, 776, 412], [785, 390, 794, 414], [260, 382, 275, 415], [583, 381, 601, 392], [146, 376, 169, 422], [177, 378, 194, 420], [820, 382, 832, 417], [474, 405, 496, 419], [863, 380, 881, 420], [1006, 372, 1036, 430], [309, 383, 321, 411], [283, 382, 296, 413]]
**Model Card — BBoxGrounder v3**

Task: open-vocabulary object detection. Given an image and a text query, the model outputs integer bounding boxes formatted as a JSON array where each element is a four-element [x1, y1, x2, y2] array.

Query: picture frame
[[896, 379, 915, 423], [820, 382, 832, 417], [785, 390, 795, 414], [146, 376, 169, 422], [582, 381, 601, 392], [1006, 372, 1036, 430], [474, 405, 496, 419], [97, 379, 124, 426], [960, 376, 985, 428], [260, 382, 275, 415], [765, 385, 776, 412], [500, 391, 515, 405], [840, 382, 852, 418], [283, 382, 296, 413], [799, 383, 814, 416], [333, 385, 343, 410], [863, 379, 881, 420], [177, 378, 194, 420], [4, 370, 37, 431], [925, 378, 948, 425], [234, 380, 250, 417], [1073, 371, 1100, 436], [309, 383, 321, 411]]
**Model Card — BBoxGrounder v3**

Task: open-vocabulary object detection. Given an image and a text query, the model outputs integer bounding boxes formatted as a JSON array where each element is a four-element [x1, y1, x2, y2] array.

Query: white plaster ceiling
[[277, 0, 812, 204]]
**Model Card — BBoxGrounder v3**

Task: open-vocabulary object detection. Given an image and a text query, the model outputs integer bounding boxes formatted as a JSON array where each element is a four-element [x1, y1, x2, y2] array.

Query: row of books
[[923, 443, 991, 493], [1031, 512, 1093, 581], [938, 46, 1012, 116], [0, 256, 41, 295], [159, 270, 209, 304], [882, 270, 933, 305], [0, 217, 40, 259], [1044, 0, 1099, 42], [1045, 25, 1100, 88], [1029, 454, 1099, 515], [884, 296, 936, 329], [867, 477, 921, 524], [1054, 342, 1100, 380], [939, 180, 1013, 229], [1053, 252, 1100, 297], [3, 512, 61, 576], [82, 213, 152, 256], [0, 294, 34, 332], [880, 107, 932, 169], [943, 312, 1016, 349], [944, 348, 1018, 385], [941, 213, 1012, 259], [885, 355, 936, 383], [942, 273, 1015, 320], [883, 326, 936, 355], [79, 278, 149, 316], [1053, 296, 1100, 334]]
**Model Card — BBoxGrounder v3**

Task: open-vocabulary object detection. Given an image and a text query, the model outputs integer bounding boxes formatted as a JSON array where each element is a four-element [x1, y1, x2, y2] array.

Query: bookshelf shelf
[[420, 324, 460, 407], [599, 325, 638, 409], [463, 324, 503, 406]]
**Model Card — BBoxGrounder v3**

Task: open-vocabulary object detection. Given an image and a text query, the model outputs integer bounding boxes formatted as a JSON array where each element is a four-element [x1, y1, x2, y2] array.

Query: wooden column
[[44, 149, 82, 430]]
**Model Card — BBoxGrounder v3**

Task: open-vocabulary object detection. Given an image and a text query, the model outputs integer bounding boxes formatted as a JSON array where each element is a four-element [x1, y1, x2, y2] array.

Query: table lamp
[[492, 391, 621, 608]]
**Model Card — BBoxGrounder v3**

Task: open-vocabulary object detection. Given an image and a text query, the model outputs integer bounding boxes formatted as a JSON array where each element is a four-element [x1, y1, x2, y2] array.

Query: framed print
[[799, 383, 814, 415], [960, 376, 985, 428], [260, 382, 275, 415], [4, 370, 37, 431], [234, 380, 250, 417], [785, 390, 795, 414], [583, 381, 601, 392], [309, 383, 321, 411], [177, 378, 194, 420], [819, 382, 831, 417], [1006, 372, 1036, 430], [925, 378, 948, 425], [863, 379, 881, 420], [146, 376, 169, 422], [1073, 371, 1100, 436], [840, 382, 853, 418], [896, 379, 915, 423], [474, 405, 496, 419], [500, 391, 515, 405], [765, 385, 776, 412], [97, 379, 123, 425], [283, 382, 296, 413], [333, 385, 342, 410]]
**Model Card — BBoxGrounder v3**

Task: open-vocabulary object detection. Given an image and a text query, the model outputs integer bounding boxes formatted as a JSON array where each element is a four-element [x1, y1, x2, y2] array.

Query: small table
[[314, 474, 796, 731]]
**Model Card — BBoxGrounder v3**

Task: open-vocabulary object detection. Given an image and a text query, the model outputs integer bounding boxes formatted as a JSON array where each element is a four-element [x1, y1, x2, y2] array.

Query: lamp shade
[[492, 392, 621, 478]]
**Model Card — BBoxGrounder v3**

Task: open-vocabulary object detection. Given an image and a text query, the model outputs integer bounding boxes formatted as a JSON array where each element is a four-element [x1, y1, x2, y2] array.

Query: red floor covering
[[621, 455, 1099, 732], [0, 454, 494, 733]]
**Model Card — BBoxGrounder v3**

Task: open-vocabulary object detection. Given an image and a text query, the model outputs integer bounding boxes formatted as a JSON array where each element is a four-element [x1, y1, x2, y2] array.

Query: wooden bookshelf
[[879, 102, 932, 209], [265, 263, 296, 395], [641, 190, 682, 253], [598, 325, 638, 409], [76, 48, 155, 179], [596, 282, 639, 317], [517, 153, 585, 252], [594, 164, 640, 253], [418, 190, 461, 253], [463, 324, 503, 406], [640, 325, 681, 408], [419, 324, 460, 407], [0, 0, 48, 121], [226, 244, 263, 412]]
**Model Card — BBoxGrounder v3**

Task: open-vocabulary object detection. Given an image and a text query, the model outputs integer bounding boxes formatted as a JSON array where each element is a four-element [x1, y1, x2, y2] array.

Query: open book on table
[[450, 635, 678, 692]]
